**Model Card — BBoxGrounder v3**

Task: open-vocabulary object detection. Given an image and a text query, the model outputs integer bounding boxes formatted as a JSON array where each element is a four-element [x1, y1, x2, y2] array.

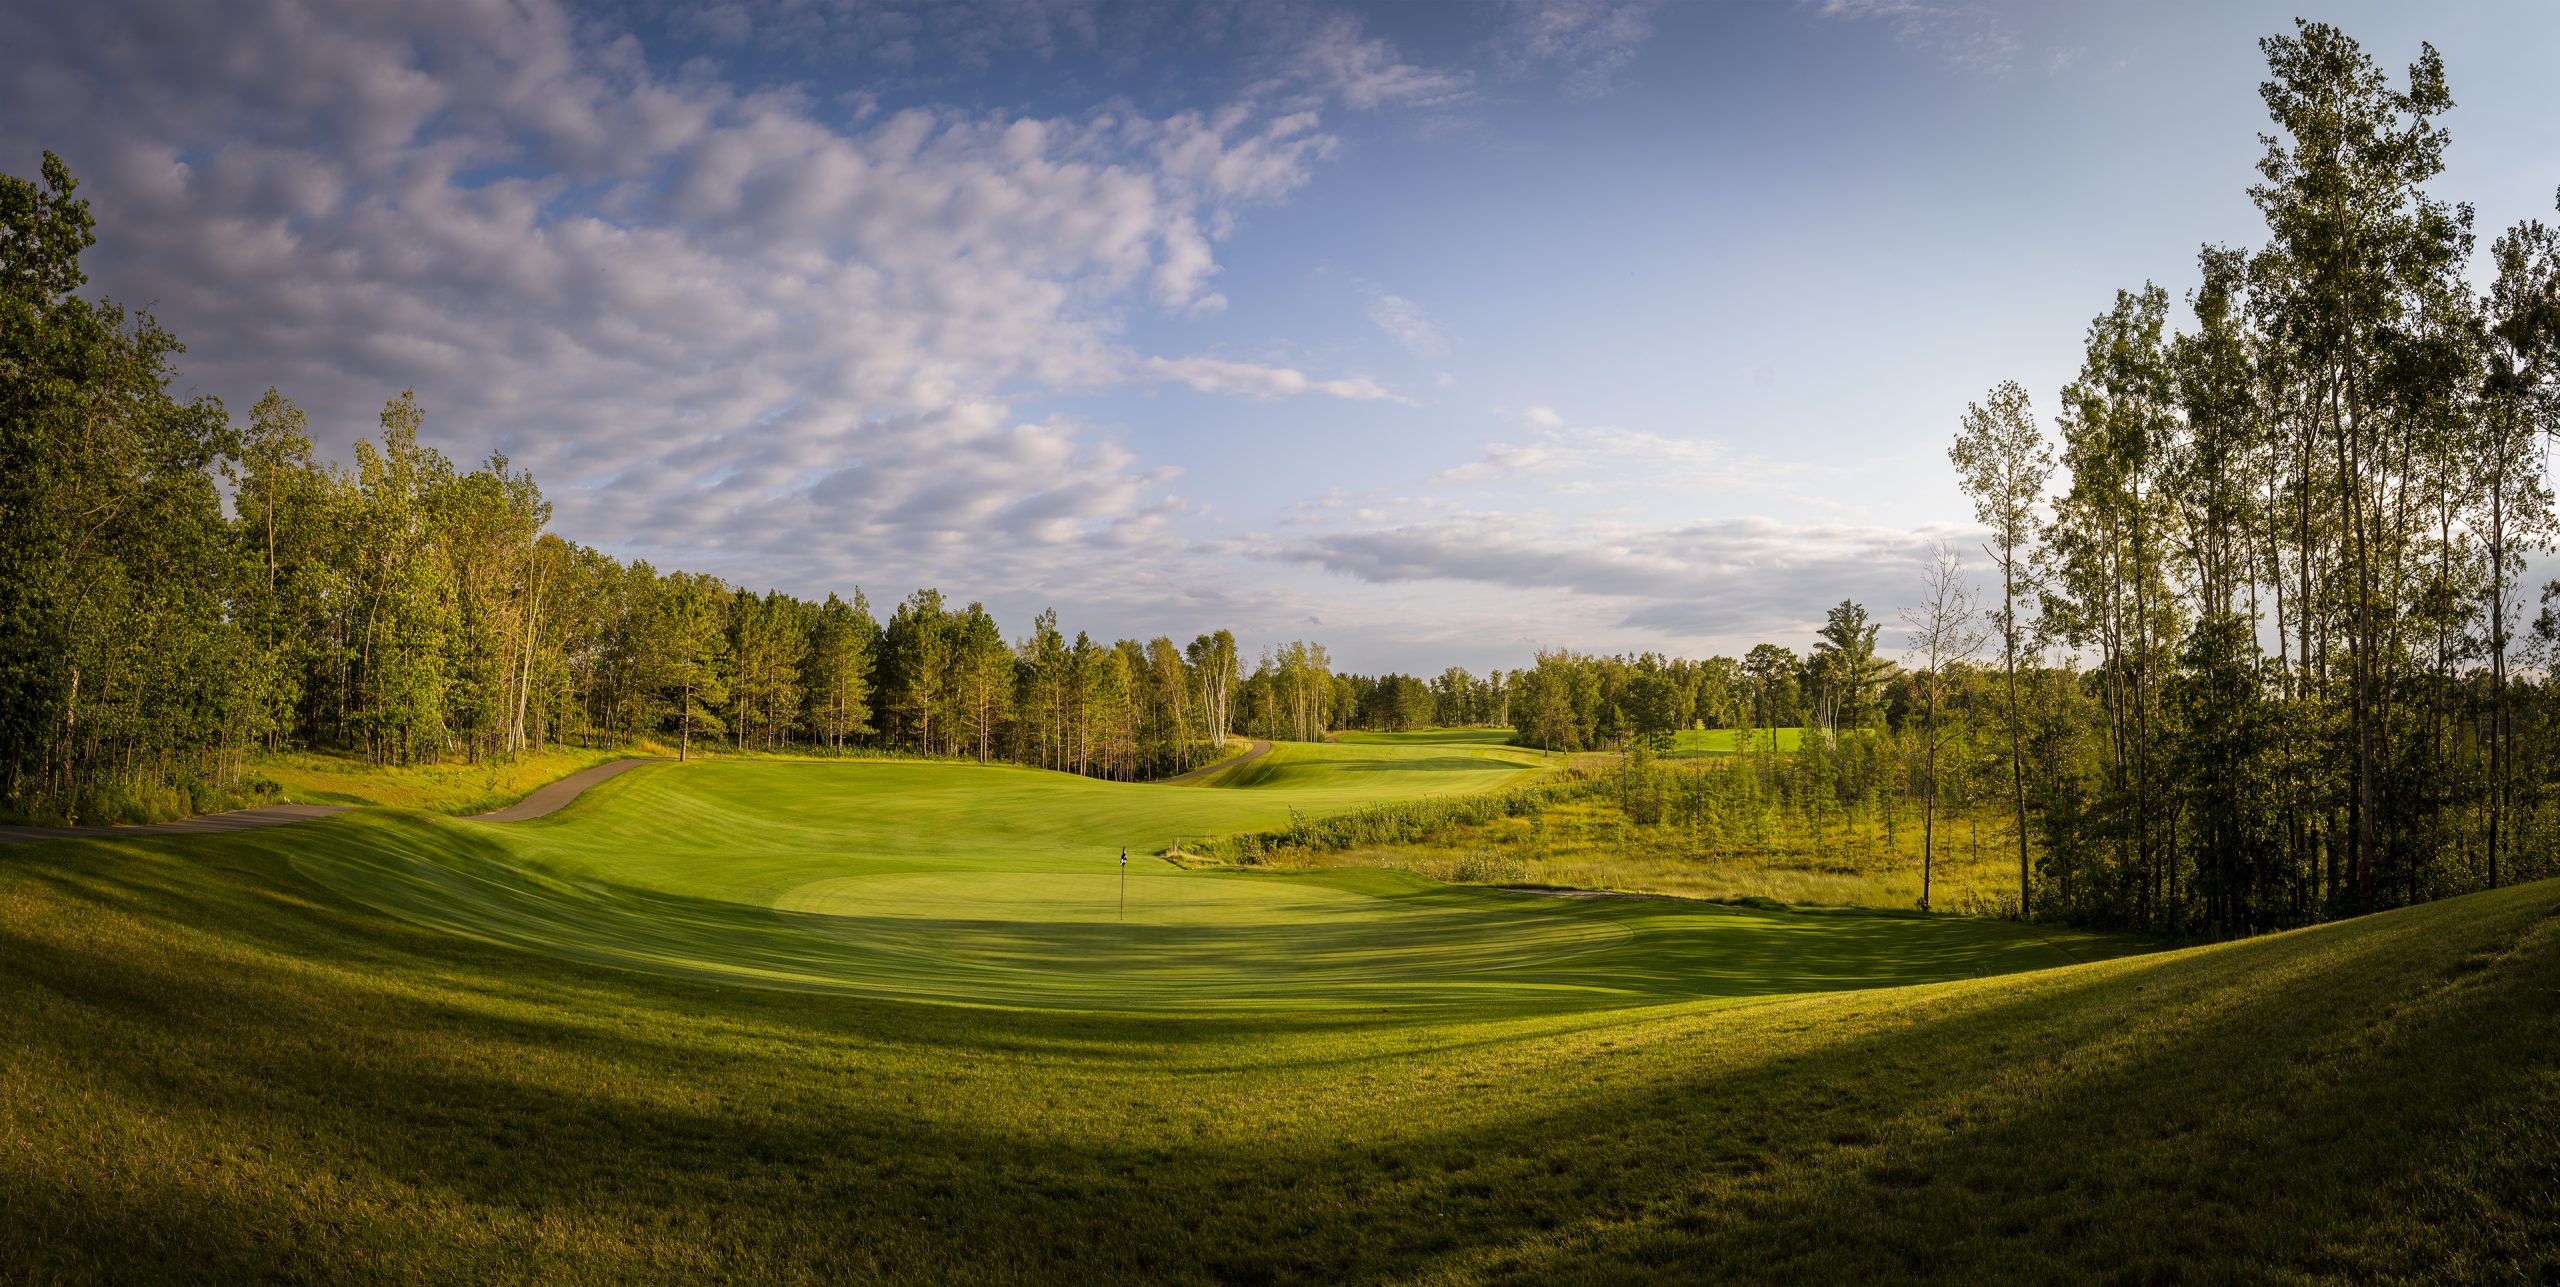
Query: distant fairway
[[284, 730, 2127, 1008], [6, 729, 2552, 1283], [1665, 726, 1806, 757]]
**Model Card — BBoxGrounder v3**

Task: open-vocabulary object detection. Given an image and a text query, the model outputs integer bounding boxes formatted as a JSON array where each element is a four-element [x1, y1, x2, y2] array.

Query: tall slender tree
[[1950, 379, 2054, 915]]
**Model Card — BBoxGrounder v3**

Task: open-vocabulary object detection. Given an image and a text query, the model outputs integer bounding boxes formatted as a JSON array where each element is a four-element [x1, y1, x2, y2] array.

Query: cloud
[[1363, 287, 1447, 356], [0, 0, 1402, 614], [1801, 0, 2020, 73], [1431, 406, 1771, 493], [662, 0, 1478, 118], [1263, 511, 1955, 643], [1276, 11, 1475, 110], [1497, 0, 1661, 98], [1144, 356, 1405, 402]]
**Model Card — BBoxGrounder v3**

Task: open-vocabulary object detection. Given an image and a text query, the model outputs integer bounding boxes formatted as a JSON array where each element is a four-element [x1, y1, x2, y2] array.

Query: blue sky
[[6, 0, 2556, 671]]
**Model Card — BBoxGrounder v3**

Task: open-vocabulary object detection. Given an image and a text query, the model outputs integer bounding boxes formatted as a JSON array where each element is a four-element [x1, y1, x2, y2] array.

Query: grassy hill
[[2, 731, 2551, 1282]]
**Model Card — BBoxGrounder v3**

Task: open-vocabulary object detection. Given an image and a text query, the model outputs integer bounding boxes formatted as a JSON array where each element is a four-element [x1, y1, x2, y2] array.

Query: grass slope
[[2, 732, 2550, 1282], [253, 745, 642, 814], [279, 735, 2119, 1009]]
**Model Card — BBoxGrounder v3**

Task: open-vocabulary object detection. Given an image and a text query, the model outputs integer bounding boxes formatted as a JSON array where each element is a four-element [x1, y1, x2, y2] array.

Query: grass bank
[[1, 807, 2547, 1281], [2, 729, 2544, 1281]]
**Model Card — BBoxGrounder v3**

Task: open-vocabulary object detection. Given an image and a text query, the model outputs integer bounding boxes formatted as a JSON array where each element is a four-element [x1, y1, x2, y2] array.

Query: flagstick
[[1119, 846, 1127, 922]]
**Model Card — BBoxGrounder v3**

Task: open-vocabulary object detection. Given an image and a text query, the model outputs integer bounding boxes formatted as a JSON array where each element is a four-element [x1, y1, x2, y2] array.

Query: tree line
[[1447, 24, 2560, 936], [0, 152, 1410, 819], [1950, 21, 2560, 935]]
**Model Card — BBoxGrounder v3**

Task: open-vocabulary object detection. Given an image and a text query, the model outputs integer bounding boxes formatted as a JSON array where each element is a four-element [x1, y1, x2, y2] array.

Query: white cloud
[[1498, 0, 1661, 98], [1262, 509, 1956, 643], [1279, 11, 1475, 110], [1144, 356, 1406, 403], [1363, 287, 1447, 356], [1801, 0, 2020, 73], [1432, 406, 1770, 492], [0, 0, 1400, 612]]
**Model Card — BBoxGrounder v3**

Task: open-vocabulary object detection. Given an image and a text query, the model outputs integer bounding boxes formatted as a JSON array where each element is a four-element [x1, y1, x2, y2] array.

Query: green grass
[[1331, 726, 1526, 746], [2, 729, 2551, 1282], [1664, 727, 1805, 758], [1293, 795, 2034, 911], [1181, 728, 1545, 794], [252, 744, 646, 814], [284, 735, 2106, 1009]]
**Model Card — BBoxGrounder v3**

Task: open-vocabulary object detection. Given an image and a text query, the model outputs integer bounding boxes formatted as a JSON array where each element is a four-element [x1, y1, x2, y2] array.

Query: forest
[[4, 22, 2556, 940]]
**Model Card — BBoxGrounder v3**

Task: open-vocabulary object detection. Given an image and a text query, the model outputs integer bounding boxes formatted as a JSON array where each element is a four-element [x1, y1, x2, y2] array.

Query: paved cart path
[[466, 758, 667, 821]]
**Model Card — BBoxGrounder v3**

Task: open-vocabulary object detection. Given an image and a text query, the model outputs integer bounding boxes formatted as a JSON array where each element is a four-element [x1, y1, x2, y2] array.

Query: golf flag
[[1120, 847, 1127, 866]]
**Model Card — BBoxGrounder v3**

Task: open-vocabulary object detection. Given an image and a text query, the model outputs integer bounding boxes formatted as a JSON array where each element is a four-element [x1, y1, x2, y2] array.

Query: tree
[[2048, 286, 2181, 924], [1808, 601, 1891, 738], [659, 574, 731, 761], [1903, 546, 1988, 911], [1741, 644, 1798, 735], [1516, 658, 1577, 754], [802, 592, 875, 750], [2478, 204, 2560, 887], [1186, 630, 1238, 748], [955, 604, 1011, 763], [222, 388, 323, 751], [2250, 19, 2461, 910], [883, 590, 953, 754], [1951, 379, 2055, 915]]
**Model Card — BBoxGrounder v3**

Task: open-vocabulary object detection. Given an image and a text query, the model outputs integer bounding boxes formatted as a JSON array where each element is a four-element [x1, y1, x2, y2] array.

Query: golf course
[[275, 731, 2137, 1010], [6, 731, 2555, 1282]]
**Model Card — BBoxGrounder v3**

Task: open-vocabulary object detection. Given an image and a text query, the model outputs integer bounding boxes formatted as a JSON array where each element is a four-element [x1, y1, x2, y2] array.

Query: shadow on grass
[[259, 812, 2118, 1011], [4, 823, 2550, 1283]]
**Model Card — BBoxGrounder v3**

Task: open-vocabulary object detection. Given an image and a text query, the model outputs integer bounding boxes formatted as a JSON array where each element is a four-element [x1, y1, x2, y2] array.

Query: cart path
[[466, 757, 668, 821], [0, 756, 671, 844], [0, 804, 352, 845], [1156, 740, 1273, 785]]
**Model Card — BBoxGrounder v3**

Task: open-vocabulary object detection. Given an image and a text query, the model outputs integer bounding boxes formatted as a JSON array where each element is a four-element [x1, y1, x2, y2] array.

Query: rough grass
[[251, 744, 649, 814], [1, 731, 2551, 1282], [1304, 797, 2031, 912]]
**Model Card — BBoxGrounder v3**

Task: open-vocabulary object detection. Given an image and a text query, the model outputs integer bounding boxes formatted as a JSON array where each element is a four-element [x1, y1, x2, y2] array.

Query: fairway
[[281, 731, 2133, 1008], [1664, 727, 1806, 757]]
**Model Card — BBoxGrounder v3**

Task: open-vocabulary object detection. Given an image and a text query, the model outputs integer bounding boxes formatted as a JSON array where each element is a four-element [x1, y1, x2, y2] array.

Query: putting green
[[282, 730, 2148, 1010]]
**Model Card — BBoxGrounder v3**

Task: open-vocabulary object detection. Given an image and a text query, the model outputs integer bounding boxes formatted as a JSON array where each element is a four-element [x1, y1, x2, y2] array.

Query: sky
[[6, 0, 2557, 673]]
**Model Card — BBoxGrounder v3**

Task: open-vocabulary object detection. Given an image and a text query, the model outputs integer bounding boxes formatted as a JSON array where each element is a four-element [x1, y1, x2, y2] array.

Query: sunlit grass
[[1665, 727, 1807, 757], [2, 729, 2547, 1281], [1304, 797, 2031, 912], [252, 744, 649, 814]]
